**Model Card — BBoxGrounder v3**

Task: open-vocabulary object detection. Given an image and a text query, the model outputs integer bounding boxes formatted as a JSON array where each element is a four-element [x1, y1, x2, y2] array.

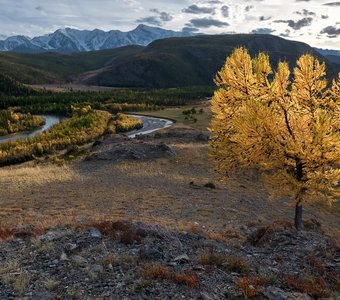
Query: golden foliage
[[0, 110, 45, 136], [210, 47, 340, 205]]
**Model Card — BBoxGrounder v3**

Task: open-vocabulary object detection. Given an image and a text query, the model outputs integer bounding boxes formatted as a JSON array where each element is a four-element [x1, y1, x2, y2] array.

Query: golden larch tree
[[210, 47, 340, 230]]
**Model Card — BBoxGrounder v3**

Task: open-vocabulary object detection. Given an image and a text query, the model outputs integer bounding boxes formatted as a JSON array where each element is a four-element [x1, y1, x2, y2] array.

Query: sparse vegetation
[[13, 273, 31, 295], [43, 277, 59, 291], [197, 249, 250, 274], [140, 263, 199, 288]]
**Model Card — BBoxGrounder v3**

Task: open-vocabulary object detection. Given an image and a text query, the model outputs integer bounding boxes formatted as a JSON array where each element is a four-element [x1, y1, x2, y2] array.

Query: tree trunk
[[294, 158, 304, 230], [294, 201, 303, 230]]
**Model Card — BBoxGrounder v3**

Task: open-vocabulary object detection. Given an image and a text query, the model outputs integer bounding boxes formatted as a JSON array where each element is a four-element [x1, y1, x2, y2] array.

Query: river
[[0, 115, 63, 144], [0, 114, 173, 144], [125, 115, 173, 138]]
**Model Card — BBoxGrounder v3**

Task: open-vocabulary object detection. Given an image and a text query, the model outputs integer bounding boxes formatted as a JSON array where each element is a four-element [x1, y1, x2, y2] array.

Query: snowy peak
[[0, 25, 193, 53]]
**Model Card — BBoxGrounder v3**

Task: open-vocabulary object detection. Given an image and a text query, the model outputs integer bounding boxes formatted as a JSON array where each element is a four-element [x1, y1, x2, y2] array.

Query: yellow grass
[[0, 125, 339, 240]]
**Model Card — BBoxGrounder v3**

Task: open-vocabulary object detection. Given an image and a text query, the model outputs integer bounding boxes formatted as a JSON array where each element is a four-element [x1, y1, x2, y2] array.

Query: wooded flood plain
[[0, 87, 213, 165], [0, 108, 142, 166]]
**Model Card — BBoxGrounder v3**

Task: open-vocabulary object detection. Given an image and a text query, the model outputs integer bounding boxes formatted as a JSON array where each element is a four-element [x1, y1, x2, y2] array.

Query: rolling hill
[[79, 34, 340, 87], [0, 34, 339, 88]]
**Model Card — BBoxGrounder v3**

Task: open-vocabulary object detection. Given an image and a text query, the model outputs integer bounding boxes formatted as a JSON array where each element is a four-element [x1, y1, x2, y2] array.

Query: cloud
[[123, 0, 140, 7], [160, 12, 173, 22], [136, 16, 162, 26], [187, 18, 229, 28], [275, 17, 313, 30], [245, 5, 254, 12], [221, 6, 229, 18], [259, 16, 271, 21], [280, 29, 291, 37], [320, 25, 340, 37], [150, 9, 173, 22], [323, 2, 340, 6], [182, 26, 200, 33], [203, 0, 222, 3], [182, 5, 215, 14], [137, 9, 173, 26], [295, 9, 316, 16], [251, 28, 275, 34]]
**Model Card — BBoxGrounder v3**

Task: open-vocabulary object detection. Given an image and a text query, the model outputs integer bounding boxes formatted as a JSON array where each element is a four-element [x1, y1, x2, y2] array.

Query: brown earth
[[0, 123, 339, 242]]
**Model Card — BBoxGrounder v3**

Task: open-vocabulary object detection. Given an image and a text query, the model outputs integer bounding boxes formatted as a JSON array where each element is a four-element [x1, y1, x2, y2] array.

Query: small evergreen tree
[[210, 47, 340, 230]]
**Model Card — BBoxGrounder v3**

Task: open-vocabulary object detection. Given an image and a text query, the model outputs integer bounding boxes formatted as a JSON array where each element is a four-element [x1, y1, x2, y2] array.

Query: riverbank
[[0, 110, 45, 139], [0, 115, 62, 144]]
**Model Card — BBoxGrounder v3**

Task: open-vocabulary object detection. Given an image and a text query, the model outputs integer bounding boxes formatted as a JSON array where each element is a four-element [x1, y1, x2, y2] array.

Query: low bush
[[140, 263, 199, 288], [0, 110, 45, 136]]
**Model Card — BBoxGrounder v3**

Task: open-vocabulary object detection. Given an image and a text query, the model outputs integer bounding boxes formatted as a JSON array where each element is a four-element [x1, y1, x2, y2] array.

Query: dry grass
[[13, 273, 31, 295], [197, 249, 250, 274], [140, 263, 199, 288], [0, 164, 81, 186], [0, 125, 339, 241], [43, 277, 59, 290], [0, 259, 19, 274]]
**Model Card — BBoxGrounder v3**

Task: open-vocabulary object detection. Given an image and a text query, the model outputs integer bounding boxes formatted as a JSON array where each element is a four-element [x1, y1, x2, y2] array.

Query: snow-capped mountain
[[0, 25, 193, 53]]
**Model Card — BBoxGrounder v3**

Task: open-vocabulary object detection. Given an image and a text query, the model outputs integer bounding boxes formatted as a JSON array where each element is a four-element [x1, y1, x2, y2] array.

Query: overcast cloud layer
[[0, 0, 339, 49]]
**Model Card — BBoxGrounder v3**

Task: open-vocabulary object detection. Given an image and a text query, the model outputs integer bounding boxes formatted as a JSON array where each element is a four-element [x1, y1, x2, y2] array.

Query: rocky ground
[[0, 220, 339, 299]]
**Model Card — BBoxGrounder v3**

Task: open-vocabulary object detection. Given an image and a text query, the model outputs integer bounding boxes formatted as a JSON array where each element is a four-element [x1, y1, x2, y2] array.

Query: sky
[[0, 0, 339, 49]]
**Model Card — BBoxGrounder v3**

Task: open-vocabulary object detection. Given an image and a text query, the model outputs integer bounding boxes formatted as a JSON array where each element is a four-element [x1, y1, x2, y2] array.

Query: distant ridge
[[0, 34, 338, 88], [314, 48, 340, 66], [0, 25, 192, 53]]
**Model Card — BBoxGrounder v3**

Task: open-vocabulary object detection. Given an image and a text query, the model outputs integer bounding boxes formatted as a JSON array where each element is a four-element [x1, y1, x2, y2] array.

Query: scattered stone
[[204, 182, 216, 189], [60, 252, 68, 261], [88, 227, 102, 238], [38, 228, 66, 241], [70, 255, 87, 266], [32, 290, 55, 300], [64, 243, 77, 253], [173, 254, 190, 264], [139, 246, 164, 260], [263, 286, 312, 300], [92, 264, 104, 273], [196, 133, 210, 141]]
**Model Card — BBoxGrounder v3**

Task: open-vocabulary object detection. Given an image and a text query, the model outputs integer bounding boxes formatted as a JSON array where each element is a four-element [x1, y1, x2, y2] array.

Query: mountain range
[[0, 25, 192, 53], [0, 34, 338, 89]]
